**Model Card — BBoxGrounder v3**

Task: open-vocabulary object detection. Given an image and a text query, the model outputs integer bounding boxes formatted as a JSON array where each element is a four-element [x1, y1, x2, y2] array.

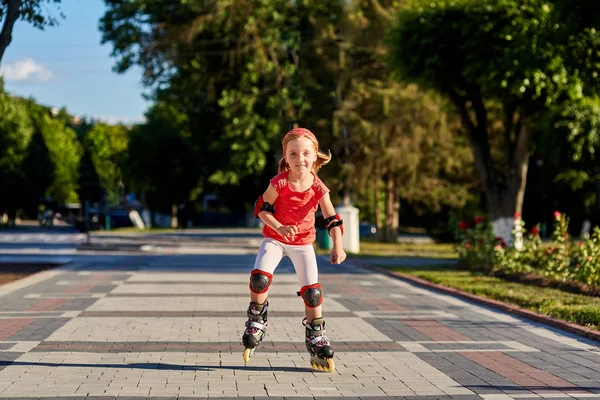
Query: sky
[[0, 0, 149, 124]]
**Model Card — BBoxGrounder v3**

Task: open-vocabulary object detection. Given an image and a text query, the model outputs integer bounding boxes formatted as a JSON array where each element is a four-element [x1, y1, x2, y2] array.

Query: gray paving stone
[[7, 317, 70, 341], [0, 352, 23, 371], [0, 237, 599, 398]]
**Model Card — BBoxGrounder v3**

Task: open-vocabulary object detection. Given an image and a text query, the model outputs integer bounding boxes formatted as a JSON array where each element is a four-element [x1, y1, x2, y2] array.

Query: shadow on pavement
[[0, 360, 315, 373]]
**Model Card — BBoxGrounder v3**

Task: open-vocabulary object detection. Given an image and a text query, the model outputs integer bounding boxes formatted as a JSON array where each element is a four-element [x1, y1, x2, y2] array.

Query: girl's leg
[[286, 243, 334, 370], [285, 244, 320, 321], [242, 238, 285, 357], [250, 238, 285, 302]]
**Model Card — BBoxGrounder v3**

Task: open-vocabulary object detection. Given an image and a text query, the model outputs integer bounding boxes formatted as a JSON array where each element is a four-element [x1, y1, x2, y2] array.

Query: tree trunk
[[384, 174, 399, 242], [485, 120, 532, 244], [449, 85, 533, 245], [0, 0, 22, 65], [171, 203, 178, 228], [374, 177, 382, 231]]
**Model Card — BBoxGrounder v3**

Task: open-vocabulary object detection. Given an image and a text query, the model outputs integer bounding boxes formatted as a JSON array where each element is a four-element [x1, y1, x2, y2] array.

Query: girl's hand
[[276, 225, 298, 241], [330, 245, 346, 265]]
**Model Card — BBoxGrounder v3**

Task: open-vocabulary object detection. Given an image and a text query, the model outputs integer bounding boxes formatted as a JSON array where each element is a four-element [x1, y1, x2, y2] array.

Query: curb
[[351, 259, 600, 343]]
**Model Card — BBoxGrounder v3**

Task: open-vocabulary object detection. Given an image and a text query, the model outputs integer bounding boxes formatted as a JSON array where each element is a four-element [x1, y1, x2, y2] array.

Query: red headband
[[283, 128, 317, 147]]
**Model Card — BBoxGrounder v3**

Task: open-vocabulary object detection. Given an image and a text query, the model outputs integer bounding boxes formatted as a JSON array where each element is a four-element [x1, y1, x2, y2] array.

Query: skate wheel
[[310, 358, 335, 372], [326, 358, 335, 372], [243, 348, 252, 363]]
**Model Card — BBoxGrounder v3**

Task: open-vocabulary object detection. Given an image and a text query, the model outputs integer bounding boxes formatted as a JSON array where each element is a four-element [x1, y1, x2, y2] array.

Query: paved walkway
[[0, 240, 599, 399]]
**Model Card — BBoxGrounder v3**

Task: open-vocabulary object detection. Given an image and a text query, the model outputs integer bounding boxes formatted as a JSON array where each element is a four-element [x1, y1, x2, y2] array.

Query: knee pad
[[249, 270, 272, 294], [299, 283, 323, 308]]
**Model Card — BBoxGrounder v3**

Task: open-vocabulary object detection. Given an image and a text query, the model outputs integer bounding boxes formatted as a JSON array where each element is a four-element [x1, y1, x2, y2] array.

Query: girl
[[242, 127, 346, 372]]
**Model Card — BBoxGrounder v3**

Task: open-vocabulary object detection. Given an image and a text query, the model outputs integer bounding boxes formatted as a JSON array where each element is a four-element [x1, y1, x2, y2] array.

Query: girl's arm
[[257, 184, 298, 241], [318, 193, 347, 264]]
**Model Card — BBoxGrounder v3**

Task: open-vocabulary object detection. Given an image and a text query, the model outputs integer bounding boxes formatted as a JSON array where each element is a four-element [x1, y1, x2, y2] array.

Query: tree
[[336, 81, 475, 241], [39, 115, 82, 204], [18, 99, 82, 206], [0, 0, 64, 64], [20, 128, 53, 216], [126, 102, 197, 214], [533, 97, 600, 226], [100, 0, 351, 218], [100, 0, 309, 188], [83, 123, 128, 206], [330, 0, 476, 241], [0, 79, 33, 222], [387, 0, 597, 240]]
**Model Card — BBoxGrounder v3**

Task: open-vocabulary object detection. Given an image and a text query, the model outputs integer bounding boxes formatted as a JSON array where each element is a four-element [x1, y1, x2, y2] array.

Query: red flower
[[458, 221, 471, 230], [553, 211, 561, 220], [495, 237, 507, 248], [514, 212, 521, 219], [465, 243, 471, 248], [579, 242, 584, 247], [588, 256, 593, 262], [474, 216, 484, 224], [530, 227, 539, 235]]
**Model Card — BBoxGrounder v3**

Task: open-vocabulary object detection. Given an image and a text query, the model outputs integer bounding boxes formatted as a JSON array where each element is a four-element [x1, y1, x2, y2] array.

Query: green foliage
[[84, 123, 128, 206], [455, 216, 497, 271], [0, 82, 33, 175], [21, 129, 54, 213], [338, 81, 476, 209], [387, 0, 579, 105], [536, 97, 600, 212], [11, 0, 65, 29], [0, 83, 82, 216], [544, 212, 572, 278], [17, 99, 82, 205], [127, 102, 197, 212], [572, 227, 600, 286], [386, 0, 600, 229], [456, 211, 600, 289], [100, 0, 314, 194], [39, 115, 82, 204], [330, 0, 476, 239], [0, 80, 34, 215]]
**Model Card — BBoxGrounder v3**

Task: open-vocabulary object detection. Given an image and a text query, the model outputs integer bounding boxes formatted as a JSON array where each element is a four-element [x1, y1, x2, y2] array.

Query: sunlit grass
[[356, 241, 457, 259]]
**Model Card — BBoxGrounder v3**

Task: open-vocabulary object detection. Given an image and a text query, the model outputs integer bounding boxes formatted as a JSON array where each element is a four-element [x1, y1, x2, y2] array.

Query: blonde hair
[[278, 128, 332, 174]]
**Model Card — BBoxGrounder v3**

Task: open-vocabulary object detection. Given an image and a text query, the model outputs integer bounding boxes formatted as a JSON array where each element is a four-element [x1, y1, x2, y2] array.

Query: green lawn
[[356, 241, 457, 259]]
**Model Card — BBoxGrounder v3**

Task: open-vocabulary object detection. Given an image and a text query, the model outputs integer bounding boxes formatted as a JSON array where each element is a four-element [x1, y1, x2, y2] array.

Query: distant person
[[241, 127, 346, 372]]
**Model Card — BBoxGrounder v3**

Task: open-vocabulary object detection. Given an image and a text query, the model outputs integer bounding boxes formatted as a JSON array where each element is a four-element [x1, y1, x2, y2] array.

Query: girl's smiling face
[[285, 137, 317, 175]]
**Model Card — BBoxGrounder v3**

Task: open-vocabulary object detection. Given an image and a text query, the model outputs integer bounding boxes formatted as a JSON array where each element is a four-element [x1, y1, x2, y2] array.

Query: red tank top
[[262, 171, 330, 245]]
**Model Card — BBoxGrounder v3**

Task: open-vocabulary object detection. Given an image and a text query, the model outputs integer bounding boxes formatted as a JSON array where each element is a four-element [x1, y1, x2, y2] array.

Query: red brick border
[[351, 260, 600, 343]]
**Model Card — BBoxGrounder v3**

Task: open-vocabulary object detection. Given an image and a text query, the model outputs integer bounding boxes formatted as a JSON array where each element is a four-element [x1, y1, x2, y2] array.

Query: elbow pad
[[324, 214, 344, 236], [253, 195, 275, 219]]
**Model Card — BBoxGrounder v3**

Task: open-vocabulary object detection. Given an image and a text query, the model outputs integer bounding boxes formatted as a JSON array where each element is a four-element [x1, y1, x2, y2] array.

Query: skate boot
[[242, 301, 268, 363], [304, 317, 335, 372]]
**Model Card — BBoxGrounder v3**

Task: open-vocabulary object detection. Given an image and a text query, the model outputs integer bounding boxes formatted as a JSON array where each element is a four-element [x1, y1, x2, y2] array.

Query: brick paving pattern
[[0, 244, 597, 399]]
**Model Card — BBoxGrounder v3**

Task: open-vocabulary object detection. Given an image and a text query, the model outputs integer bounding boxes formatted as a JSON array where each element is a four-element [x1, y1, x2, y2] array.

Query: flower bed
[[456, 211, 600, 294]]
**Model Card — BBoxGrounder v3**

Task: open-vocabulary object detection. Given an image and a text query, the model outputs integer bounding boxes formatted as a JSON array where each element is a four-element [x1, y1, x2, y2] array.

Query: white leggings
[[253, 238, 318, 287]]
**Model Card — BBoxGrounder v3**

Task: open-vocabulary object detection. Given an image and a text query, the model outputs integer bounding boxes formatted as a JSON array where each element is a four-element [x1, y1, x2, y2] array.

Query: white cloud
[[91, 115, 147, 126], [0, 58, 54, 82]]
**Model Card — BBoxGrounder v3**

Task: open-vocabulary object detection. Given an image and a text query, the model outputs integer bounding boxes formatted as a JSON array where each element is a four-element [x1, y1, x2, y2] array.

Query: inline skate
[[242, 301, 268, 362], [304, 317, 335, 372]]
